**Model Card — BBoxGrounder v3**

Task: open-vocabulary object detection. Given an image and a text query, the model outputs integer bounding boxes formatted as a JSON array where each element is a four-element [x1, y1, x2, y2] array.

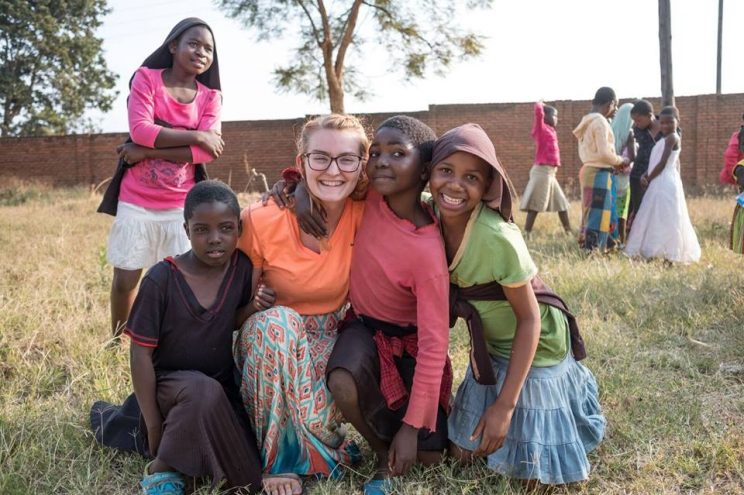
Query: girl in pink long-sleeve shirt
[[105, 18, 223, 338], [519, 101, 572, 237], [326, 116, 450, 495]]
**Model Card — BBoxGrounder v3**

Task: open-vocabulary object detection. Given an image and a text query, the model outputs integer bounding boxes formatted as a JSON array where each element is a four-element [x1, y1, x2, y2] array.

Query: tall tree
[[220, 0, 492, 113], [0, 0, 118, 137], [658, 0, 674, 107]]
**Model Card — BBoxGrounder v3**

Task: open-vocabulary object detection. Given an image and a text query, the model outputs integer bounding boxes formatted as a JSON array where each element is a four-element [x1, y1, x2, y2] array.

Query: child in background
[[628, 100, 662, 229], [101, 18, 224, 338], [718, 114, 744, 187], [717, 115, 744, 253], [127, 180, 268, 494], [429, 124, 605, 485], [610, 102, 636, 245], [729, 160, 744, 253], [625, 107, 700, 263], [519, 101, 572, 237], [573, 87, 630, 251]]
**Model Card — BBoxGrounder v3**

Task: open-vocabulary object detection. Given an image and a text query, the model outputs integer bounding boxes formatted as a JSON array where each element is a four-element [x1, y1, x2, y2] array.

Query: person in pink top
[[719, 114, 744, 186], [101, 18, 224, 338], [519, 101, 572, 237]]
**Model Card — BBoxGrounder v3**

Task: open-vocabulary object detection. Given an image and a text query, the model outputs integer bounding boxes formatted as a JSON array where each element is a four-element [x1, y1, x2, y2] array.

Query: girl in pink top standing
[[519, 101, 572, 237], [103, 18, 223, 337]]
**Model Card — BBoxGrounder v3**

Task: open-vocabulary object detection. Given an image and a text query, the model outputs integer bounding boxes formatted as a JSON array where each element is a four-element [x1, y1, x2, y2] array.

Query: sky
[[92, 0, 744, 133]]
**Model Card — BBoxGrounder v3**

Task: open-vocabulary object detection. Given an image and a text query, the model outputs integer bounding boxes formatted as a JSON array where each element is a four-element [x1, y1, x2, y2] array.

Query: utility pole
[[717, 0, 723, 94], [658, 0, 675, 107]]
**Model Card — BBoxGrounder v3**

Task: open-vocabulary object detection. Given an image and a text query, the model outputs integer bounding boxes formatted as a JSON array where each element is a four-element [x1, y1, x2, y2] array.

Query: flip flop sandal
[[140, 461, 185, 495]]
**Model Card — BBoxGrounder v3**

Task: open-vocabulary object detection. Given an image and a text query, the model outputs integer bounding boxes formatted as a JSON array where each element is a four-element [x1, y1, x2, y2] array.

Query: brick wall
[[2, 93, 742, 195]]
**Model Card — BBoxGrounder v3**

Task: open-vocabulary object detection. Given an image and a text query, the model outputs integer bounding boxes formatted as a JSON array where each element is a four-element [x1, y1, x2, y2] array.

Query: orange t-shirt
[[238, 199, 365, 315]]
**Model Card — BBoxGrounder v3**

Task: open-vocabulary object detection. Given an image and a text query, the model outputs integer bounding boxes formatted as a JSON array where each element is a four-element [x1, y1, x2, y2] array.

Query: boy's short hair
[[592, 87, 617, 106], [544, 105, 557, 116], [376, 115, 437, 163], [184, 180, 240, 221], [631, 99, 654, 116]]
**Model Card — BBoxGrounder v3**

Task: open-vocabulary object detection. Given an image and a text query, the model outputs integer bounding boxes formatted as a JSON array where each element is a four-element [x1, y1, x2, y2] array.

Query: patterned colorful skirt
[[579, 165, 613, 251], [613, 174, 631, 220], [731, 204, 744, 254], [233, 305, 359, 479]]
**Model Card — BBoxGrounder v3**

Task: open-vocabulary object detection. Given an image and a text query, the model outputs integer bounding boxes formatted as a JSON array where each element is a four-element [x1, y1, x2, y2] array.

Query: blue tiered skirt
[[448, 354, 606, 484]]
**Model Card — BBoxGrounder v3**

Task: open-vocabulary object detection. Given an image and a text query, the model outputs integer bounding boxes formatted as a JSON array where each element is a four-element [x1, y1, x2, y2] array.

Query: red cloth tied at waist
[[372, 330, 452, 414], [339, 310, 453, 415]]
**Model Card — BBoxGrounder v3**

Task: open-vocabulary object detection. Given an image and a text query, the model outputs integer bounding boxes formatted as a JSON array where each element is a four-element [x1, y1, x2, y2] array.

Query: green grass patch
[[0, 190, 742, 493]]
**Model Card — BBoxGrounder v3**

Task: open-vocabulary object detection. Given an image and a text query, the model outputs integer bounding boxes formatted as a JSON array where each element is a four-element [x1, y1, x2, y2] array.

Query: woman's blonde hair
[[296, 114, 370, 200], [296, 113, 370, 156]]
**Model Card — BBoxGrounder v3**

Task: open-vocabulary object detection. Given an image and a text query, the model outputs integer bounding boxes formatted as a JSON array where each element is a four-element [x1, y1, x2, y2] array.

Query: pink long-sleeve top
[[720, 130, 743, 185], [119, 67, 222, 209], [349, 190, 450, 431], [531, 101, 561, 166]]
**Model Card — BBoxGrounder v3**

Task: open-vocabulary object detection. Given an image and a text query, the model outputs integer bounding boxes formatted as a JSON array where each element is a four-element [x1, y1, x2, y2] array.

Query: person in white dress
[[624, 106, 701, 263]]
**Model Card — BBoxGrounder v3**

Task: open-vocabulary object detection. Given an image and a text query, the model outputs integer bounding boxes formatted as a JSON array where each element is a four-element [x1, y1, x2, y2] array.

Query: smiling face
[[429, 151, 493, 222], [184, 200, 240, 267], [367, 126, 425, 197], [298, 128, 364, 207], [658, 113, 678, 136], [170, 25, 214, 76]]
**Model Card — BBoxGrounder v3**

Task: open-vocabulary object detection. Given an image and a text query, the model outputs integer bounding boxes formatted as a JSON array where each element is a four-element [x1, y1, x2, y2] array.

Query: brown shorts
[[326, 318, 448, 451]]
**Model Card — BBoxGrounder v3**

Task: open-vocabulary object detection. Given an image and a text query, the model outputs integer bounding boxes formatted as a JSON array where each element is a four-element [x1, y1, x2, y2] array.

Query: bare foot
[[262, 473, 302, 495]]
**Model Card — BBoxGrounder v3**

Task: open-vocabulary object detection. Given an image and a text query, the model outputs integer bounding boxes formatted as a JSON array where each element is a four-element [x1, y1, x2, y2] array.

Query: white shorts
[[106, 201, 190, 271]]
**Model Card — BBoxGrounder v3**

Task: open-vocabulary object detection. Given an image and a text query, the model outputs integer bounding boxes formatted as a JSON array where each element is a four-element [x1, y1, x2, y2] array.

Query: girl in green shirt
[[429, 124, 605, 485]]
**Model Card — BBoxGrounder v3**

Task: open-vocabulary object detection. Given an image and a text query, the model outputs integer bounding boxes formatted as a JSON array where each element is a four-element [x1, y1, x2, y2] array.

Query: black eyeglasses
[[302, 152, 363, 172]]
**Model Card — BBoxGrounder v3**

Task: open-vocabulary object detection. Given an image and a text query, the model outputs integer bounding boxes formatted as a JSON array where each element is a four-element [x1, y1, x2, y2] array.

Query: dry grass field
[[1, 181, 742, 494]]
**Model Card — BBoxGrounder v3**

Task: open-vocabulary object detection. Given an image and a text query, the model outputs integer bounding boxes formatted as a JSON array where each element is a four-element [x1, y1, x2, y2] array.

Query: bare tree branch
[[295, 0, 323, 47], [334, 0, 363, 77], [360, 0, 435, 50]]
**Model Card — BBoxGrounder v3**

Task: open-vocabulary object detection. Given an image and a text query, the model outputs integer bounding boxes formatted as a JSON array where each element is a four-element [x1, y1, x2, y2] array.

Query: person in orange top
[[234, 114, 368, 495]]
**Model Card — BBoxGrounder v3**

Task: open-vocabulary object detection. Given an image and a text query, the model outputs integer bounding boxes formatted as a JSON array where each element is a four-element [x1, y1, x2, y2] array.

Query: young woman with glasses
[[233, 114, 369, 495]]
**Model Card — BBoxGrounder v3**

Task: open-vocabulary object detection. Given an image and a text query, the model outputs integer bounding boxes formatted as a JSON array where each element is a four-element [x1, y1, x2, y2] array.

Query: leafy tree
[[0, 0, 118, 136], [220, 0, 492, 113]]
